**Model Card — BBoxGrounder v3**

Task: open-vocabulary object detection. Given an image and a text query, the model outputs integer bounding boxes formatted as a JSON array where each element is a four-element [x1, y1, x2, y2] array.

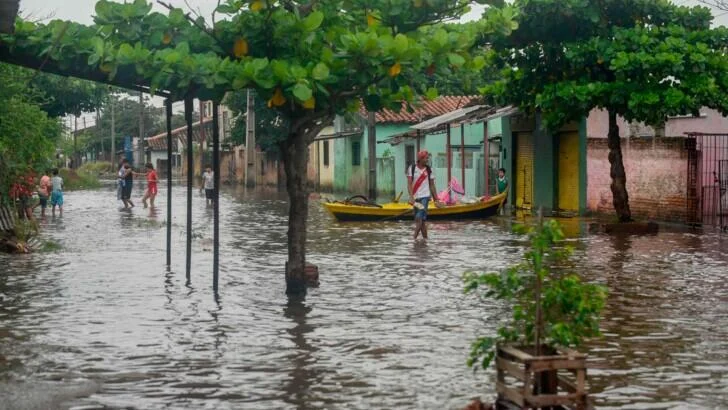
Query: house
[[330, 96, 481, 199], [482, 107, 588, 215]]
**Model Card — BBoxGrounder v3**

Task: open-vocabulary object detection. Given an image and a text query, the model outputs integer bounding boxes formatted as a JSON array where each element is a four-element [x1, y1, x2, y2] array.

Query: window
[[323, 140, 330, 167], [405, 145, 415, 169], [352, 141, 361, 166]]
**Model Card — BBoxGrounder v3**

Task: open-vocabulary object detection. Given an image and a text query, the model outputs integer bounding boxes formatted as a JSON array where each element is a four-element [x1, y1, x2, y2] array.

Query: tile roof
[[362, 96, 479, 124]]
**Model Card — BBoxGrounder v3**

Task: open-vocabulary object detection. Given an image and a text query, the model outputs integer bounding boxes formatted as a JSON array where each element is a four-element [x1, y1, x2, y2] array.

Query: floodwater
[[0, 184, 726, 410]]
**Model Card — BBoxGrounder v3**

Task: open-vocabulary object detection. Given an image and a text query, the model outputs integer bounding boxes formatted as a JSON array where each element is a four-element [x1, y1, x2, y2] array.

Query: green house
[[333, 96, 484, 199], [484, 107, 588, 215]]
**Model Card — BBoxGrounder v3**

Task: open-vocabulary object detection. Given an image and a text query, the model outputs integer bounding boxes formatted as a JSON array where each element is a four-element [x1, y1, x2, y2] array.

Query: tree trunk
[[281, 117, 330, 296], [607, 110, 632, 222], [0, 0, 20, 34]]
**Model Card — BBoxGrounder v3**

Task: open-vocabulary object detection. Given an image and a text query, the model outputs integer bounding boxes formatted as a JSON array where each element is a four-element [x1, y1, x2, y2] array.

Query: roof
[[482, 105, 520, 122], [146, 118, 213, 151], [362, 96, 478, 124], [411, 105, 491, 132]]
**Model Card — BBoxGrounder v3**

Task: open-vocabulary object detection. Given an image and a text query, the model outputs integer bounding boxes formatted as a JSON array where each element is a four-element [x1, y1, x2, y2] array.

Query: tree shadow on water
[[282, 296, 324, 410]]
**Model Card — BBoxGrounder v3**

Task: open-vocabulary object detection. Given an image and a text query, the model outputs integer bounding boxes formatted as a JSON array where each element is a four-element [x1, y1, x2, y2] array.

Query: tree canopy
[[485, 0, 728, 129]]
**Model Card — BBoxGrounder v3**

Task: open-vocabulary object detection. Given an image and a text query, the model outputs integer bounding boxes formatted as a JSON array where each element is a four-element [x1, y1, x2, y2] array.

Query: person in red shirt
[[141, 163, 158, 208], [9, 172, 35, 220]]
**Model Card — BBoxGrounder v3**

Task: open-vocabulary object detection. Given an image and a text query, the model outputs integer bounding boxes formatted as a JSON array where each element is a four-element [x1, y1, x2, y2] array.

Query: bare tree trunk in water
[[607, 110, 632, 222], [281, 117, 329, 296]]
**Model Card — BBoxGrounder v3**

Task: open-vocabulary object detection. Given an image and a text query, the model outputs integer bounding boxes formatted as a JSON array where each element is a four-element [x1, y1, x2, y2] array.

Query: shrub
[[463, 219, 607, 370]]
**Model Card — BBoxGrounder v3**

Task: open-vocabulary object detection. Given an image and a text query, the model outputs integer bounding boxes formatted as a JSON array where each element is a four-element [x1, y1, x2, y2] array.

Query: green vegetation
[[463, 219, 607, 370], [484, 0, 728, 222], [59, 168, 101, 190], [78, 161, 113, 176], [0, 63, 62, 205]]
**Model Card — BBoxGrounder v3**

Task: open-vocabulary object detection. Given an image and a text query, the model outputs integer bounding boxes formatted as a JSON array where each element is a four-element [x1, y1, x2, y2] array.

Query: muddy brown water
[[0, 184, 726, 409]]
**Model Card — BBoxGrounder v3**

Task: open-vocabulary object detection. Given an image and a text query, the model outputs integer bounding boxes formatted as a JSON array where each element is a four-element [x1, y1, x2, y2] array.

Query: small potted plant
[[463, 217, 607, 410]]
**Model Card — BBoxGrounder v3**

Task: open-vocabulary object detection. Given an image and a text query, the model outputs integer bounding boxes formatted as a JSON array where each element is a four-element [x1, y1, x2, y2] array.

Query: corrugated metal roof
[[361, 96, 478, 124], [411, 105, 490, 131]]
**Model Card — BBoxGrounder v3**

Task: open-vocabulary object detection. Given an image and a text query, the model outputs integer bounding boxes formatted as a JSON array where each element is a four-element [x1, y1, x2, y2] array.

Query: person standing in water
[[407, 150, 440, 241], [140, 163, 158, 208], [50, 168, 64, 217], [120, 163, 135, 209], [200, 165, 215, 206], [38, 170, 51, 218]]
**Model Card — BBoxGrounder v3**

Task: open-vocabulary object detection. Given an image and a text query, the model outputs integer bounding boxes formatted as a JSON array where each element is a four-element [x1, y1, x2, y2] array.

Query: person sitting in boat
[[407, 150, 441, 241]]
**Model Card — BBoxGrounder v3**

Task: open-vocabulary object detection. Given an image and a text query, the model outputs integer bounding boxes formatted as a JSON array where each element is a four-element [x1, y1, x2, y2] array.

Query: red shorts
[[147, 184, 158, 195]]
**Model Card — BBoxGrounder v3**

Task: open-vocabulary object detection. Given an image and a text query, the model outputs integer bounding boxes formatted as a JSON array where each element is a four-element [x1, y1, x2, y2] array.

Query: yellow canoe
[[323, 192, 507, 222]]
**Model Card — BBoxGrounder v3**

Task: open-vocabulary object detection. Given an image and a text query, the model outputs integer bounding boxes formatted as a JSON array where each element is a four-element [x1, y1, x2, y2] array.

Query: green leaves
[[302, 11, 324, 32], [464, 219, 607, 371], [312, 62, 330, 81], [292, 83, 313, 101]]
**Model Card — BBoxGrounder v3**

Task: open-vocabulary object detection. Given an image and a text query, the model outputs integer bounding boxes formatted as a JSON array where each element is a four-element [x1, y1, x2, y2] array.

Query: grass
[[59, 168, 101, 190], [77, 161, 113, 176]]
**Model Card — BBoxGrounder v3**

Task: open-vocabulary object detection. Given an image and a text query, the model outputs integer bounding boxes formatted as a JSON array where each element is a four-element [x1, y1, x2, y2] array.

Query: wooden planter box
[[495, 345, 589, 410]]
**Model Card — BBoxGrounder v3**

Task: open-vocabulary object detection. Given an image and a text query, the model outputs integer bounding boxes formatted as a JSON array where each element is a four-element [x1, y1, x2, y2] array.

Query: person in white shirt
[[406, 150, 440, 241], [200, 165, 215, 206]]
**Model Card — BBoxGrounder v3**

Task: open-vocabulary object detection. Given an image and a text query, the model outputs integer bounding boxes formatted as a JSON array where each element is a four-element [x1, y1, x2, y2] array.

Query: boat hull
[[323, 193, 506, 222]]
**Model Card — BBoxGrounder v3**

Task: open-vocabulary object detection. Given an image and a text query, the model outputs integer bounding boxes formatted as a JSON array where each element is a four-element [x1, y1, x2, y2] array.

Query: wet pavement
[[0, 183, 726, 409]]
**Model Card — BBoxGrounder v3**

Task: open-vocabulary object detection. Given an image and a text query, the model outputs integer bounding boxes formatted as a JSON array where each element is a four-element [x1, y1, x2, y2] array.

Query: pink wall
[[587, 138, 690, 222], [587, 108, 728, 138]]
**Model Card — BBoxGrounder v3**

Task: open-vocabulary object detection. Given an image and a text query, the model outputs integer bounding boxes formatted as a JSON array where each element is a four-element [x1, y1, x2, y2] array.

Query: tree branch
[[157, 1, 228, 53], [698, 0, 728, 12]]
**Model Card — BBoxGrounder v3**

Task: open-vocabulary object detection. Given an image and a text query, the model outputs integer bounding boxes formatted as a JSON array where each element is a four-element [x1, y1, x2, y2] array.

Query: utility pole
[[83, 117, 87, 162], [199, 99, 207, 175], [73, 115, 78, 169], [245, 89, 256, 188], [138, 91, 145, 167], [110, 96, 116, 170], [367, 111, 377, 200]]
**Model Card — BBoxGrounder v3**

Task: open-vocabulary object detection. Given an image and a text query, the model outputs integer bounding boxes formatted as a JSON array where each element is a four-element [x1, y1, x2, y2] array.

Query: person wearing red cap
[[407, 150, 439, 241]]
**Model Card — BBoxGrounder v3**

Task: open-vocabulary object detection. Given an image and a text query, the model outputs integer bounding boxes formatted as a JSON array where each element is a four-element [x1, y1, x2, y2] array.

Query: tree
[[30, 74, 106, 118], [0, 63, 61, 205], [1, 0, 516, 295], [484, 0, 728, 222], [225, 90, 289, 152]]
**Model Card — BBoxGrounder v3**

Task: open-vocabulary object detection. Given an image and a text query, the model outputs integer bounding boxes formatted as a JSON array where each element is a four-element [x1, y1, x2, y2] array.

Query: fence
[[686, 133, 728, 230]]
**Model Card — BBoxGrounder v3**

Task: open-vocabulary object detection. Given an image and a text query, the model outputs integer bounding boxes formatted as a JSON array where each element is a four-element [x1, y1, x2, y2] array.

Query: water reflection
[[282, 297, 322, 410], [0, 186, 726, 409]]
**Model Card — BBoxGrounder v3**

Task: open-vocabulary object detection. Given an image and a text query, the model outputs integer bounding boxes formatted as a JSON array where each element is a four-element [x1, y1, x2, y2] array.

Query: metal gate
[[686, 133, 728, 231]]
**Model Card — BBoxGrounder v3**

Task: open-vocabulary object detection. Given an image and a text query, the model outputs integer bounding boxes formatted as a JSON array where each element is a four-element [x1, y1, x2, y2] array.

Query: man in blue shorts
[[406, 150, 440, 241]]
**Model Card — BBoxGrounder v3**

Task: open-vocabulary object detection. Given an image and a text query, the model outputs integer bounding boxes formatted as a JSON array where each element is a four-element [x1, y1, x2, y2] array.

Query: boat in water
[[322, 192, 507, 222]]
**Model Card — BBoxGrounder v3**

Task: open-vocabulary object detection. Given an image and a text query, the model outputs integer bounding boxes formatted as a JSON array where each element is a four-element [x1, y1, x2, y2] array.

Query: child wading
[[407, 150, 440, 241], [140, 163, 158, 208], [50, 168, 64, 217]]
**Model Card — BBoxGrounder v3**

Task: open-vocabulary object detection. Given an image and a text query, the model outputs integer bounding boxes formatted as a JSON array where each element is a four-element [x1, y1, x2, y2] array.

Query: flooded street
[[1, 184, 727, 410]]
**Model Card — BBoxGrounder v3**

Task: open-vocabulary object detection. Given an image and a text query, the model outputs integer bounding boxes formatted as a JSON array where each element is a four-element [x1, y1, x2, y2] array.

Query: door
[[516, 132, 534, 209], [558, 131, 580, 212]]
